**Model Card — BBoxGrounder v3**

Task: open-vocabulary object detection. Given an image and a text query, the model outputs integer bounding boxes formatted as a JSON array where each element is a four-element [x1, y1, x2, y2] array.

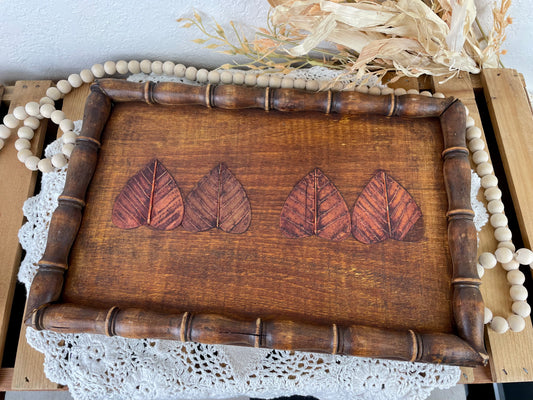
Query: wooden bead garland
[[466, 103, 532, 333], [0, 60, 531, 335]]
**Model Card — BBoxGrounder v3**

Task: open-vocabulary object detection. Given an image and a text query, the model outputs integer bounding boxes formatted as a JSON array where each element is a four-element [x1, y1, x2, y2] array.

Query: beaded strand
[[1, 60, 532, 333]]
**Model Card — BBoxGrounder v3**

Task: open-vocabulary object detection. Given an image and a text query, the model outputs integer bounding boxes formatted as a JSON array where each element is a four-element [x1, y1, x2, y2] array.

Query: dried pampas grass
[[179, 0, 512, 82]]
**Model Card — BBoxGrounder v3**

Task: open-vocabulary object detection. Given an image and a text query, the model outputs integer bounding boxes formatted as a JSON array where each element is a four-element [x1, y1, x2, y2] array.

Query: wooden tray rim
[[25, 78, 487, 367]]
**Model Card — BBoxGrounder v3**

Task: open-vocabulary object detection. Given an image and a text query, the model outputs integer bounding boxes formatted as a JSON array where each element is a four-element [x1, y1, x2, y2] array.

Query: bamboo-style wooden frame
[[25, 79, 488, 367]]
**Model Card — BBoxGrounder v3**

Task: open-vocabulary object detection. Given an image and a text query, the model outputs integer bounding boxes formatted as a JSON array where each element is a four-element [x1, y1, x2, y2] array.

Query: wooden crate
[[0, 69, 532, 391]]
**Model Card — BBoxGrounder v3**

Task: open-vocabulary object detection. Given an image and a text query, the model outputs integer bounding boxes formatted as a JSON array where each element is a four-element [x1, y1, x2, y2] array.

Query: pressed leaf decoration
[[351, 170, 422, 244], [280, 168, 351, 241], [112, 159, 184, 230], [182, 163, 251, 234]]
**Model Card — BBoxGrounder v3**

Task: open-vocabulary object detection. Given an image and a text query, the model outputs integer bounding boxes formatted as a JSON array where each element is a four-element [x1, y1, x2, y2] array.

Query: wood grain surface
[[62, 101, 452, 333]]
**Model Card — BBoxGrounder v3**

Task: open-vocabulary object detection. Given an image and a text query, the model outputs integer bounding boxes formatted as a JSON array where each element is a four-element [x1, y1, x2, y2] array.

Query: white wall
[[0, 0, 531, 89]]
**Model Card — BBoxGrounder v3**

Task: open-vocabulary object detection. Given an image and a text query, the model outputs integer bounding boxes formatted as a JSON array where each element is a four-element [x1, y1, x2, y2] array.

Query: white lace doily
[[17, 74, 491, 400]]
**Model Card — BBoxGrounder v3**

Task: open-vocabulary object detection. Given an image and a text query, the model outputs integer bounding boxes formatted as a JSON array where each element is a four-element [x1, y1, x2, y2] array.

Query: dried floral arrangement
[[179, 0, 512, 82]]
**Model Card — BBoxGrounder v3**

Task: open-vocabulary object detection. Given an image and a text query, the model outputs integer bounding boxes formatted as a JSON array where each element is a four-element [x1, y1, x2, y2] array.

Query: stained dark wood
[[280, 168, 350, 241], [182, 163, 251, 234], [25, 79, 486, 366], [112, 159, 184, 230], [351, 170, 422, 244]]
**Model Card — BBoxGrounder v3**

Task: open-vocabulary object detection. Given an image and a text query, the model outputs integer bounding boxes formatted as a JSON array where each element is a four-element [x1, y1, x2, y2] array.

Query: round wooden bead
[[59, 119, 74, 132], [420, 90, 432, 97], [91, 63, 105, 78], [407, 89, 419, 95], [13, 106, 29, 120], [62, 143, 75, 157], [294, 78, 306, 89], [3, 114, 19, 129], [305, 80, 319, 91], [394, 88, 407, 96], [484, 186, 502, 201], [495, 247, 513, 264], [433, 92, 445, 98], [140, 60, 152, 74], [498, 241, 516, 251], [173, 63, 186, 77], [507, 270, 525, 285], [40, 103, 55, 119], [51, 110, 66, 125], [80, 69, 94, 83], [15, 138, 31, 151], [244, 74, 257, 86], [281, 77, 294, 89], [466, 116, 475, 128], [46, 87, 62, 101], [490, 316, 508, 333], [477, 263, 484, 278], [51, 153, 67, 168], [103, 61, 117, 75], [502, 259, 520, 271], [268, 75, 282, 88], [25, 102, 41, 117], [512, 301, 531, 318], [468, 138, 485, 152], [476, 162, 493, 177], [56, 80, 72, 94], [381, 87, 394, 95], [0, 125, 11, 139], [0, 138, 4, 150], [508, 315, 525, 332], [17, 126, 34, 140], [17, 149, 33, 162], [24, 117, 40, 130], [195, 69, 207, 83], [510, 285, 528, 301], [356, 86, 369, 94], [162, 61, 175, 75], [472, 150, 489, 164], [481, 174, 498, 189], [220, 71, 233, 84], [369, 86, 381, 95], [151, 61, 163, 75], [484, 307, 493, 324], [185, 66, 197, 81], [478, 252, 497, 269], [39, 96, 54, 106], [487, 199, 504, 214], [514, 248, 533, 265], [115, 60, 129, 75], [233, 72, 245, 85], [128, 60, 141, 74], [24, 155, 39, 171], [256, 75, 269, 87], [490, 213, 508, 228], [466, 126, 482, 140], [207, 70, 220, 84], [494, 227, 512, 242], [37, 158, 54, 173], [62, 130, 77, 144]]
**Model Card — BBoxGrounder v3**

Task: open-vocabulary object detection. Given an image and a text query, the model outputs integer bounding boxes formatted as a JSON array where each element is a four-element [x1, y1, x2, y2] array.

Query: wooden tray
[[25, 79, 487, 366]]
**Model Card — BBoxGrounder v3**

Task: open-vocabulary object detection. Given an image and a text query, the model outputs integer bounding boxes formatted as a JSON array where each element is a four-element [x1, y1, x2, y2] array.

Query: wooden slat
[[0, 368, 13, 392], [0, 81, 51, 363], [434, 72, 533, 383], [460, 365, 493, 384], [11, 83, 91, 391], [482, 69, 533, 249]]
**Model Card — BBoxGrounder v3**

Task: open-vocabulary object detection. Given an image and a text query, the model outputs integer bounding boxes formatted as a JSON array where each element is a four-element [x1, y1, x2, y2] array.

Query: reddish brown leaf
[[112, 159, 184, 230], [351, 170, 422, 244], [182, 163, 251, 234], [280, 168, 351, 241]]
